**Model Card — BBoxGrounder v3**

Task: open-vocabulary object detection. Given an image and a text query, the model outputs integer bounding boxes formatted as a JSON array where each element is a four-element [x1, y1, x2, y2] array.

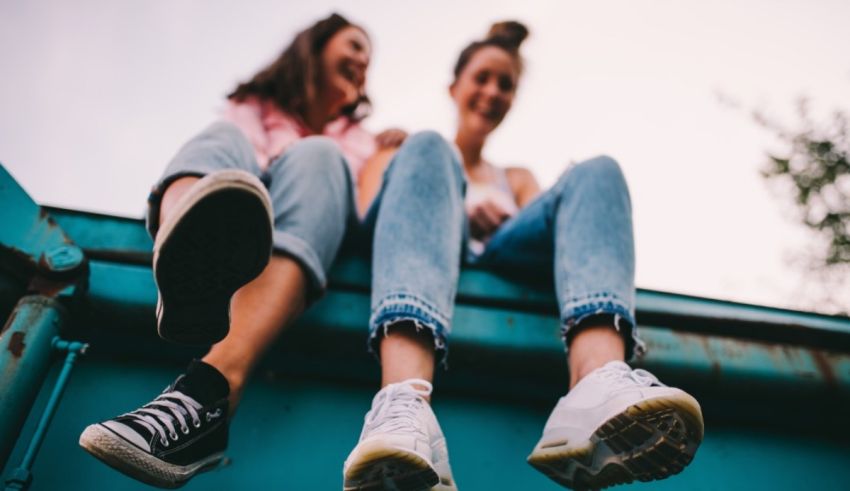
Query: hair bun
[[486, 21, 529, 51]]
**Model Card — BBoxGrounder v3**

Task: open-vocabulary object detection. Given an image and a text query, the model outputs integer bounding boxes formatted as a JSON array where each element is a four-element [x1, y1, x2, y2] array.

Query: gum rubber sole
[[155, 185, 271, 345], [528, 394, 703, 490], [79, 425, 223, 489], [344, 441, 439, 491]]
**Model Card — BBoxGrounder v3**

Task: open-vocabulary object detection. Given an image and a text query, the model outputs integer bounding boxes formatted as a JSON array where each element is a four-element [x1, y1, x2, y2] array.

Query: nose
[[482, 80, 501, 101], [353, 50, 369, 67]]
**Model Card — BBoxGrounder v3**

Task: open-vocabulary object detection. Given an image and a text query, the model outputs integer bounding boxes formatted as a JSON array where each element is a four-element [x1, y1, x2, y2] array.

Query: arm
[[506, 167, 542, 208], [356, 147, 396, 218], [356, 128, 408, 217]]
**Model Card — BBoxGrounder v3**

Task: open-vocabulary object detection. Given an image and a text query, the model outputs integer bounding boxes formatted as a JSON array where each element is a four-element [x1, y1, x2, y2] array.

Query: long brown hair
[[228, 13, 370, 122], [453, 21, 529, 82]]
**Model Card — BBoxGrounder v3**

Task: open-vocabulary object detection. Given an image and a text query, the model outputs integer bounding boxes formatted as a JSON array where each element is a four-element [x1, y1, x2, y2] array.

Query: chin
[[477, 121, 500, 136]]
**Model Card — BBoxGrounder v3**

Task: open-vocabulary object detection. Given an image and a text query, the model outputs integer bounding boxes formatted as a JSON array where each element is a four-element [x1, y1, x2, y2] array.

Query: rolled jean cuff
[[368, 293, 450, 368], [145, 171, 207, 239], [272, 230, 327, 302], [561, 293, 646, 361]]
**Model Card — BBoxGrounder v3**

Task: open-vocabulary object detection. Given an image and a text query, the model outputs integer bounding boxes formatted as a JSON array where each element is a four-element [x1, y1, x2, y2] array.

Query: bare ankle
[[567, 324, 626, 388], [159, 176, 201, 226], [379, 321, 436, 390]]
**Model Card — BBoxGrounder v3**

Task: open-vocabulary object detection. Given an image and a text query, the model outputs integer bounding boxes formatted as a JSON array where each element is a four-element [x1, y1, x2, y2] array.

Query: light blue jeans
[[361, 137, 643, 362], [147, 121, 355, 301], [359, 131, 467, 357], [149, 124, 466, 356], [148, 122, 643, 362], [471, 156, 644, 359]]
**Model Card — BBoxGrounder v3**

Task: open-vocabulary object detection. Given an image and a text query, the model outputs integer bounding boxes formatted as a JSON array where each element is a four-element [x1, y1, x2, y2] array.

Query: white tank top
[[465, 165, 519, 255]]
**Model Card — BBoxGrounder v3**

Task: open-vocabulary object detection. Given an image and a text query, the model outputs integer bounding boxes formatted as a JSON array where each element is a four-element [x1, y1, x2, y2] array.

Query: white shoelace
[[363, 379, 432, 439], [596, 361, 665, 389], [123, 391, 203, 447]]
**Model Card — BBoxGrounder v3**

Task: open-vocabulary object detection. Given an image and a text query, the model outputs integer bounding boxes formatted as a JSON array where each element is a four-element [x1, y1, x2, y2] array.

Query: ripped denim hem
[[561, 294, 646, 361], [368, 294, 451, 369]]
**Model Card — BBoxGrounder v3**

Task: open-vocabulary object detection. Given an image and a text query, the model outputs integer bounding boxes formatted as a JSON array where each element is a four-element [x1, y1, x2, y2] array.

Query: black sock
[[172, 359, 230, 406]]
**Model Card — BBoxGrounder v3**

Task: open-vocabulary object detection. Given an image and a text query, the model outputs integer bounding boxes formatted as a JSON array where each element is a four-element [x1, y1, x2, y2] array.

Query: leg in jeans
[[476, 155, 703, 489], [203, 135, 355, 410], [81, 125, 355, 488], [151, 125, 354, 410], [366, 131, 466, 376], [344, 131, 465, 491], [474, 154, 642, 384]]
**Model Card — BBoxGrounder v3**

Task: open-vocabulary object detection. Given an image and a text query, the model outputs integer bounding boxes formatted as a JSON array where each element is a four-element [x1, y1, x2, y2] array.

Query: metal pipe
[[4, 339, 87, 491], [21, 339, 87, 470], [0, 296, 64, 470]]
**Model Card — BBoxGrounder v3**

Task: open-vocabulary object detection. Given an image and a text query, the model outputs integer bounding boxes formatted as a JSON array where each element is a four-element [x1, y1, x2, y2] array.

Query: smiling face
[[450, 46, 519, 138], [318, 26, 371, 115]]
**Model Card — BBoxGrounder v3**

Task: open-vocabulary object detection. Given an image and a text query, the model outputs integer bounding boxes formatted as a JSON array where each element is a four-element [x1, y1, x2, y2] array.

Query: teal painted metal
[[0, 166, 86, 286], [38, 203, 850, 405], [3, 362, 850, 491], [74, 260, 850, 397], [0, 167, 90, 480], [3, 339, 88, 491], [0, 297, 64, 469], [0, 174, 848, 489], [46, 205, 850, 345], [19, 340, 87, 470]]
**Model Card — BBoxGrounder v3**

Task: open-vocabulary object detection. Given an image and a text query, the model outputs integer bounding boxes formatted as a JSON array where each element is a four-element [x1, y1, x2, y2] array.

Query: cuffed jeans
[[147, 121, 644, 363], [359, 131, 466, 359], [471, 156, 645, 359], [147, 121, 354, 302], [361, 139, 644, 362]]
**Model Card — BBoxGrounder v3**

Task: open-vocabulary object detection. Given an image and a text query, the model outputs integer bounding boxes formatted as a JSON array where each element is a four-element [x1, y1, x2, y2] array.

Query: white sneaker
[[343, 379, 457, 491], [528, 361, 703, 489]]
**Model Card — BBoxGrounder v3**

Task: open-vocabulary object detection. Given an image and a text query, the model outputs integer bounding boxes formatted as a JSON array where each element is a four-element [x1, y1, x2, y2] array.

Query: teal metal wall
[[2, 165, 849, 490], [5, 361, 850, 490]]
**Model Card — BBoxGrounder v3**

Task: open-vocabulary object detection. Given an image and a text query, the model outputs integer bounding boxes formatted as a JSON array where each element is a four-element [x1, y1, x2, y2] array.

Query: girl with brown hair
[[79, 13, 466, 489]]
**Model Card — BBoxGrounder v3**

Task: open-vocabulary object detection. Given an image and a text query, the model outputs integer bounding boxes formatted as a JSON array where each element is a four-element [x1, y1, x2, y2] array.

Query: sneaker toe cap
[[98, 421, 153, 452]]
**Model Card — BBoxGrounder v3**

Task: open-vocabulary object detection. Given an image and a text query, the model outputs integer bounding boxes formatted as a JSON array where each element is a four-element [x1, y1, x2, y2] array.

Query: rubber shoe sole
[[527, 394, 703, 490], [79, 424, 224, 489], [154, 170, 272, 345], [344, 440, 439, 491]]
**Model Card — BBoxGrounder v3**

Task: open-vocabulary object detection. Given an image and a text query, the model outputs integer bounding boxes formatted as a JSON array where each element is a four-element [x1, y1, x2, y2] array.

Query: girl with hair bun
[[451, 20, 705, 490], [350, 19, 705, 491]]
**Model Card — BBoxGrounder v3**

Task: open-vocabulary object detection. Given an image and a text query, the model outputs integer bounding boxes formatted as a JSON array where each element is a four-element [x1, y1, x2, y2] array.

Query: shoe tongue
[[388, 378, 433, 397], [602, 361, 631, 372], [170, 360, 230, 406], [114, 416, 158, 440]]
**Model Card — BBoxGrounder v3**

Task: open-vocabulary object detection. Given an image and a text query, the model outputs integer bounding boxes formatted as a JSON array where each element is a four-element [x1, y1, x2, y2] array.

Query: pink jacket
[[222, 96, 376, 181]]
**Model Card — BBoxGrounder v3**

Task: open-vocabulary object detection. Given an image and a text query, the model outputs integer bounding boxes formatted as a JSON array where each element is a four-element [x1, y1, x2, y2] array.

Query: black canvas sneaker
[[80, 361, 230, 489], [154, 169, 273, 345]]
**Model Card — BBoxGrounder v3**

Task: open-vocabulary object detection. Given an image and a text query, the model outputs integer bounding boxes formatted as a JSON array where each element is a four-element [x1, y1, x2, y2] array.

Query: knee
[[558, 154, 627, 192], [281, 136, 348, 182], [574, 155, 624, 179], [288, 136, 345, 164], [395, 130, 463, 183], [177, 121, 257, 166], [405, 129, 448, 150]]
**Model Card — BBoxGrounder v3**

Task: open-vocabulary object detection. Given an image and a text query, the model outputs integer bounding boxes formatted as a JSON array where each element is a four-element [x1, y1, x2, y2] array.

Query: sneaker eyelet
[[193, 419, 201, 428], [169, 431, 178, 440], [160, 438, 169, 447], [181, 425, 190, 434]]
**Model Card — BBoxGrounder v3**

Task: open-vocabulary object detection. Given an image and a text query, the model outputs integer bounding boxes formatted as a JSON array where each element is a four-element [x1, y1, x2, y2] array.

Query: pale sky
[[2, 0, 849, 313]]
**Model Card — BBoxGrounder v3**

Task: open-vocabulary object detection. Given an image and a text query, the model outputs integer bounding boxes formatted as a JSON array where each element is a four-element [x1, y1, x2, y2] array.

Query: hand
[[375, 128, 408, 149], [468, 199, 511, 240]]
